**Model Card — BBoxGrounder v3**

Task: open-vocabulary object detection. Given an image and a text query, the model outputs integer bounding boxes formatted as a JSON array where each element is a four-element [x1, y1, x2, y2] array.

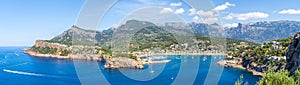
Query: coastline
[[24, 49, 71, 59], [24, 48, 264, 76], [24, 48, 104, 61], [151, 53, 226, 56], [217, 60, 264, 76], [24, 47, 230, 70]]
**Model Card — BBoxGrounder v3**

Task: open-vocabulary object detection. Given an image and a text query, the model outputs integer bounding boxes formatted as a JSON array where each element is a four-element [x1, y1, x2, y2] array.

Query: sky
[[0, 0, 300, 46]]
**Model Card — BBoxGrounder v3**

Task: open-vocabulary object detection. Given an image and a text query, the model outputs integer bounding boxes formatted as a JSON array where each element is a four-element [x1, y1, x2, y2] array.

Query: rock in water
[[104, 57, 144, 69], [285, 31, 300, 74]]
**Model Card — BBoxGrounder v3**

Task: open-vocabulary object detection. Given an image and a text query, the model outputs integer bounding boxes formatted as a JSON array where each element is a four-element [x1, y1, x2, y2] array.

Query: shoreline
[[217, 60, 264, 76], [24, 50, 226, 59], [24, 48, 228, 70], [24, 49, 104, 61], [24, 50, 71, 59], [25, 48, 264, 76], [147, 53, 226, 56]]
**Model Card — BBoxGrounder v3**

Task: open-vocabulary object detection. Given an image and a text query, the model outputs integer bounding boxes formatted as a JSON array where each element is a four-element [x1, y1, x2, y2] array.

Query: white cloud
[[224, 12, 269, 20], [188, 8, 218, 17], [213, 2, 235, 11], [278, 9, 300, 14], [202, 17, 219, 24], [224, 23, 238, 28], [196, 10, 218, 17], [192, 16, 200, 21], [236, 12, 269, 20], [188, 8, 221, 24], [170, 2, 182, 7], [188, 8, 197, 16], [188, 9, 219, 24], [223, 14, 233, 19], [175, 8, 185, 14], [160, 8, 174, 14]]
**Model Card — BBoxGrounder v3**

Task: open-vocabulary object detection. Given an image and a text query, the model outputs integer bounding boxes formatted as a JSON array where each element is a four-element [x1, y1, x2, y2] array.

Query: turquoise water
[[0, 47, 260, 85]]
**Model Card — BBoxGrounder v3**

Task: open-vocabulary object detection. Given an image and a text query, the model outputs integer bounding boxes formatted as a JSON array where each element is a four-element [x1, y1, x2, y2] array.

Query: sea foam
[[3, 69, 44, 77]]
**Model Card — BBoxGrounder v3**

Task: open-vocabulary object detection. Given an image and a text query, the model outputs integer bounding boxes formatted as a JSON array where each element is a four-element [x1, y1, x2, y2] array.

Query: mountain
[[51, 25, 113, 46], [46, 20, 258, 52], [160, 20, 300, 43], [285, 31, 300, 74], [49, 20, 300, 47], [225, 20, 300, 43], [52, 25, 97, 42]]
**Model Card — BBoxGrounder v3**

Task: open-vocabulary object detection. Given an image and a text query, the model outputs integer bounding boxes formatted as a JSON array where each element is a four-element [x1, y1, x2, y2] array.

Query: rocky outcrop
[[24, 50, 70, 59], [34, 40, 69, 50], [285, 31, 300, 74], [104, 57, 144, 69], [52, 25, 97, 43], [25, 40, 70, 58]]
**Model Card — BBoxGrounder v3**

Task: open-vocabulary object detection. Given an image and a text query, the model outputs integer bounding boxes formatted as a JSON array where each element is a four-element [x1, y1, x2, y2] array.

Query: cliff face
[[34, 40, 69, 50], [104, 57, 144, 69], [52, 25, 98, 44], [27, 40, 144, 69], [285, 31, 300, 74], [24, 40, 71, 58]]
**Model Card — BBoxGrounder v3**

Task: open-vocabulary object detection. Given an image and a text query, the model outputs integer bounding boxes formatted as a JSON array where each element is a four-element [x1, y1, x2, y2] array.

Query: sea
[[0, 47, 260, 85]]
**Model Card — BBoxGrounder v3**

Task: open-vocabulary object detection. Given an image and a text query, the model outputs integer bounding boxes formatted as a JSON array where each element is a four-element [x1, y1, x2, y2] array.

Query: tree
[[257, 69, 296, 85], [294, 70, 300, 84], [60, 50, 71, 56], [235, 75, 248, 85]]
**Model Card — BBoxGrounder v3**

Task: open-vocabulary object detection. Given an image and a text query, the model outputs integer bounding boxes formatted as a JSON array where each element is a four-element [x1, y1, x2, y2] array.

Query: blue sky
[[0, 0, 300, 46]]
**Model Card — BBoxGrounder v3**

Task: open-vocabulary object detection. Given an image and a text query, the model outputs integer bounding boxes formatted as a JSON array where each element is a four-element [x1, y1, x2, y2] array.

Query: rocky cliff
[[25, 40, 71, 58], [104, 57, 144, 69], [34, 40, 69, 51], [26, 40, 145, 69], [285, 31, 300, 74], [225, 21, 300, 43]]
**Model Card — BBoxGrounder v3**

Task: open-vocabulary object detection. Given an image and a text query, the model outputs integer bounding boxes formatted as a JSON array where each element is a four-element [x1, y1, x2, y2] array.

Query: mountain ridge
[[50, 20, 300, 45]]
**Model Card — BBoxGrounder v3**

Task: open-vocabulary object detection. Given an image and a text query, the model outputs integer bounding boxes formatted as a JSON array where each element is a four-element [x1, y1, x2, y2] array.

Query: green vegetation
[[127, 26, 258, 52], [196, 36, 259, 51], [42, 22, 258, 59], [46, 39, 97, 46], [108, 52, 138, 60], [128, 54, 137, 60], [228, 37, 292, 67], [96, 47, 112, 57], [235, 75, 248, 85], [295, 70, 300, 84], [30, 46, 71, 56], [234, 69, 300, 85], [60, 50, 71, 56], [35, 23, 260, 60], [31, 46, 57, 54], [256, 69, 300, 85], [129, 26, 178, 52], [45, 40, 72, 46]]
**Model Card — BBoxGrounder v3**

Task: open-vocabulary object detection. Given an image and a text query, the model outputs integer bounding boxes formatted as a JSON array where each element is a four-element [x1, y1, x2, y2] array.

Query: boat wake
[[2, 69, 74, 79], [4, 55, 7, 59], [3, 69, 44, 77], [15, 53, 19, 56]]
